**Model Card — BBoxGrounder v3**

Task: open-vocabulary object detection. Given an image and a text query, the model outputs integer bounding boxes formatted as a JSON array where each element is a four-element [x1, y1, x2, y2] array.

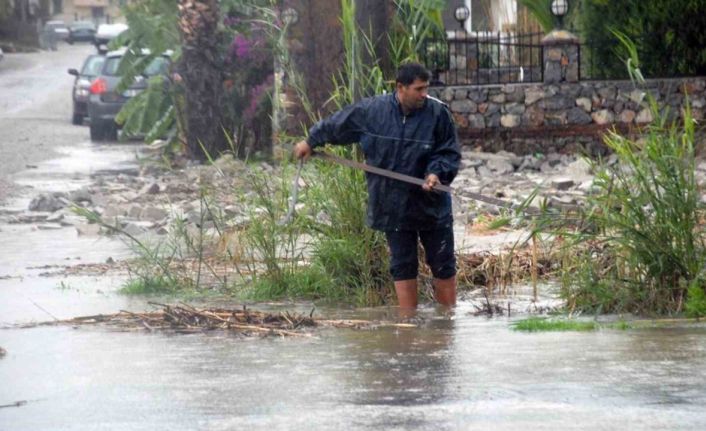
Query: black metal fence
[[421, 32, 545, 86]]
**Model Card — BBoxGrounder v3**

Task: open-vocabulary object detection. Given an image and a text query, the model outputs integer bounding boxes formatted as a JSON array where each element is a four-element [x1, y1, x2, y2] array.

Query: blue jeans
[[385, 225, 456, 281]]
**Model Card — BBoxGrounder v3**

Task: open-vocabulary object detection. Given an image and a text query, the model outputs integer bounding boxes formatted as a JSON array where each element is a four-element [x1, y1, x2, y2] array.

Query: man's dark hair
[[396, 62, 431, 85]]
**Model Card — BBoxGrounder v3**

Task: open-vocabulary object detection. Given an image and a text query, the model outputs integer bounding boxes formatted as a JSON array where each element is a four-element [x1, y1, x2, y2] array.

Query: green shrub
[[578, 0, 706, 78], [555, 100, 706, 315], [685, 284, 706, 318]]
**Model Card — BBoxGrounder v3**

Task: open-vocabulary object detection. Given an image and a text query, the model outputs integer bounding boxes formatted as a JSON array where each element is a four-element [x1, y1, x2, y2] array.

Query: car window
[[103, 56, 169, 77], [47, 22, 68, 30], [143, 57, 169, 76], [71, 22, 95, 30], [81, 56, 105, 76]]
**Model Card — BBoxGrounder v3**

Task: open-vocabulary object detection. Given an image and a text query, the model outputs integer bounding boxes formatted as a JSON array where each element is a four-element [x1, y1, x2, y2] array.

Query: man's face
[[396, 78, 429, 112]]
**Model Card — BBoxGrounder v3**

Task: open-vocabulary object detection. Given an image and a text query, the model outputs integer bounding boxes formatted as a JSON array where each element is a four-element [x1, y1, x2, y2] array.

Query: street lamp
[[281, 7, 298, 26], [454, 5, 470, 31], [550, 0, 569, 29]]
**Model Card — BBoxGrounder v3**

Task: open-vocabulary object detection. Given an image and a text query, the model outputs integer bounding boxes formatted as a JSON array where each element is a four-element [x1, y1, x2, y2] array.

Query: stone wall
[[429, 77, 706, 155]]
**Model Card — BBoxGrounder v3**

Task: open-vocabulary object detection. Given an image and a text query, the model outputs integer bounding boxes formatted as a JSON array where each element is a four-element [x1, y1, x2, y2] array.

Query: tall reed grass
[[240, 0, 446, 305]]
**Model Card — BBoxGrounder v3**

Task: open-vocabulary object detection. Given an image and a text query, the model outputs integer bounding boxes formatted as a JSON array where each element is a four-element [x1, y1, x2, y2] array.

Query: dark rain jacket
[[307, 92, 461, 232]]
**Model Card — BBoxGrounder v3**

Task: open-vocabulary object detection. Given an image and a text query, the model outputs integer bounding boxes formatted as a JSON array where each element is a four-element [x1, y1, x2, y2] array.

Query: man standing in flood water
[[293, 62, 461, 309]]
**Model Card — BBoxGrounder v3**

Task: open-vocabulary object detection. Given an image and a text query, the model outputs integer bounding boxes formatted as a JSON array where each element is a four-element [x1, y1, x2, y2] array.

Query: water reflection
[[342, 309, 456, 406]]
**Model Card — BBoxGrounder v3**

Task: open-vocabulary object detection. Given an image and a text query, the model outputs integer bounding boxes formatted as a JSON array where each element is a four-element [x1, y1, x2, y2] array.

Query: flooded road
[[2, 307, 706, 430], [2, 41, 706, 431]]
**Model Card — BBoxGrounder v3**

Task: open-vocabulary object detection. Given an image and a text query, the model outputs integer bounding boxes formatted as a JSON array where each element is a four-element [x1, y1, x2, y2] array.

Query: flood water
[[2, 305, 706, 430]]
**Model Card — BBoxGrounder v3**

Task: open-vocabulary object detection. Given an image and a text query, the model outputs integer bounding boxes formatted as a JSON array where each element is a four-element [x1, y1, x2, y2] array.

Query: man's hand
[[423, 173, 440, 192], [293, 140, 313, 160]]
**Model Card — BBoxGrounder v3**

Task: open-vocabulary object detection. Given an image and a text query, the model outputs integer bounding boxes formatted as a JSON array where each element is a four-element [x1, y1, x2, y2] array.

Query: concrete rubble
[[5, 149, 706, 244]]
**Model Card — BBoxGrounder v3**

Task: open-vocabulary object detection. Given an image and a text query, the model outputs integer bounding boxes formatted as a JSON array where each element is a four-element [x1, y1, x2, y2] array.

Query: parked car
[[43, 20, 70, 41], [40, 20, 69, 50], [68, 21, 96, 44], [87, 49, 170, 141], [0, 47, 4, 62], [68, 53, 106, 125], [93, 23, 128, 53]]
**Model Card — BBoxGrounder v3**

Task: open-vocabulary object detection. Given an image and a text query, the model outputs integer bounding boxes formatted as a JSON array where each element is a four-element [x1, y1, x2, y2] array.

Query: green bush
[[556, 100, 706, 315], [578, 0, 706, 78]]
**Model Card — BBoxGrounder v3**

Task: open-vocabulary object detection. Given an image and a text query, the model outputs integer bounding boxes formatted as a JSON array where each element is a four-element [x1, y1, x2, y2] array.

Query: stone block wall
[[430, 77, 706, 155]]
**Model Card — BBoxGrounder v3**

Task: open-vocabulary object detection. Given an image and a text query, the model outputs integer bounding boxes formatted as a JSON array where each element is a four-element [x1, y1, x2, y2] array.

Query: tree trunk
[[177, 0, 228, 160]]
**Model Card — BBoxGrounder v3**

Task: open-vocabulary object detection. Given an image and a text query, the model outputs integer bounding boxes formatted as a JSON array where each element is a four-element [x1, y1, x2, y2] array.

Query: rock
[[468, 114, 485, 129], [486, 158, 515, 175], [139, 182, 160, 195], [500, 114, 521, 128], [636, 109, 654, 124], [544, 111, 567, 126], [450, 99, 478, 114], [541, 95, 574, 111], [128, 205, 142, 218], [504, 103, 526, 115], [524, 87, 544, 105], [122, 222, 148, 237], [591, 109, 614, 125], [46, 211, 64, 223], [565, 158, 593, 177], [476, 165, 493, 178], [522, 105, 544, 127], [540, 159, 562, 173], [518, 155, 542, 171], [551, 178, 575, 190], [628, 89, 645, 104], [461, 159, 483, 170], [69, 188, 93, 204], [597, 87, 616, 100], [575, 97, 592, 112], [140, 206, 168, 222], [29, 193, 66, 212], [490, 93, 506, 104], [567, 107, 592, 125], [549, 195, 577, 207], [440, 87, 455, 102], [619, 109, 636, 123], [76, 223, 101, 236], [101, 205, 126, 219]]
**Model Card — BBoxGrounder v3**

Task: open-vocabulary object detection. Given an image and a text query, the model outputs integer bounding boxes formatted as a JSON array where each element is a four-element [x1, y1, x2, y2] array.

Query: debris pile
[[15, 302, 414, 336]]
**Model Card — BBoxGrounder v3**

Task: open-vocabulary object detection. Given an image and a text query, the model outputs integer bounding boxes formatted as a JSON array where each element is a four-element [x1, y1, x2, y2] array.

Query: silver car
[[87, 49, 170, 141], [68, 54, 105, 125]]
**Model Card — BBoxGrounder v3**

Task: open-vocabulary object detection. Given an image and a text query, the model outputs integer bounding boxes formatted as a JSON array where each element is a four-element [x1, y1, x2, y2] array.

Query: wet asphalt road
[[0, 43, 95, 202]]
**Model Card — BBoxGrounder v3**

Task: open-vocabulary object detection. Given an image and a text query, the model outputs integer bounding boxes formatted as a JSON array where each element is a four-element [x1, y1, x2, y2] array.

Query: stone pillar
[[542, 29, 579, 84]]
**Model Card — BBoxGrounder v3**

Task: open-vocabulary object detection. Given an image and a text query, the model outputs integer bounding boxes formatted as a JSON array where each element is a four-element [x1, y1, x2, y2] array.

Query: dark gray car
[[68, 54, 105, 125], [87, 50, 169, 141]]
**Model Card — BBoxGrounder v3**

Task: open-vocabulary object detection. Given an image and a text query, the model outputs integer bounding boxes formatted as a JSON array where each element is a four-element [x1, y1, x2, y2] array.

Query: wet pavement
[[3, 42, 706, 431]]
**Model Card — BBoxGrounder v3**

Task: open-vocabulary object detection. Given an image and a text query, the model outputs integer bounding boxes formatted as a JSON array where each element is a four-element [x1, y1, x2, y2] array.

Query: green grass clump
[[120, 277, 176, 295], [511, 317, 599, 332], [685, 284, 706, 318]]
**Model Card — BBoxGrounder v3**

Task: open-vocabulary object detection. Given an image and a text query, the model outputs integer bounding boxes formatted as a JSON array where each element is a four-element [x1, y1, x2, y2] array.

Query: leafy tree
[[577, 0, 706, 78]]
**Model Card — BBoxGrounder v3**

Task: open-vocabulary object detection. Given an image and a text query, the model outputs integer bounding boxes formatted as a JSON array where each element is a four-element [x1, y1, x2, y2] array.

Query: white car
[[94, 23, 128, 52], [0, 47, 4, 62]]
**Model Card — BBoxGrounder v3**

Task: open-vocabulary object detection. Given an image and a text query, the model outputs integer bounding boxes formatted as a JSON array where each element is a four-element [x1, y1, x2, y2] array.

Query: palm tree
[[177, 0, 228, 160]]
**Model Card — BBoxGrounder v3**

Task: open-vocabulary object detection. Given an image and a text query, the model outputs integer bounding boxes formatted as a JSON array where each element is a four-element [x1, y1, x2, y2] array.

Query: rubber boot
[[394, 279, 418, 309], [433, 277, 456, 307]]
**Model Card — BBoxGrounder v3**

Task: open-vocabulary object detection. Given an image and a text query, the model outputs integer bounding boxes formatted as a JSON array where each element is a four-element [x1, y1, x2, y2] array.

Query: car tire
[[89, 121, 105, 141], [104, 122, 118, 141], [72, 112, 83, 125]]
